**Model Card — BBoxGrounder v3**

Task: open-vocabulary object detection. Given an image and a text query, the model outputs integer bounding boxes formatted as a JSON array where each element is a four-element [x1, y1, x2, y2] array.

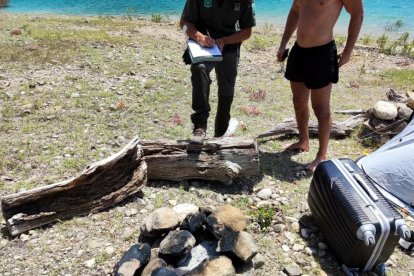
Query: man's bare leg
[[284, 82, 311, 152], [307, 84, 332, 171]]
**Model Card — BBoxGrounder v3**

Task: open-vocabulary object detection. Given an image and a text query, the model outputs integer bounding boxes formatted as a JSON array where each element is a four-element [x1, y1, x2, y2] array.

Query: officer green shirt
[[181, 0, 256, 45]]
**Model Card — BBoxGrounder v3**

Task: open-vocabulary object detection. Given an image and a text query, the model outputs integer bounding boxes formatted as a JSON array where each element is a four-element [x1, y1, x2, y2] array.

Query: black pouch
[[182, 48, 191, 65]]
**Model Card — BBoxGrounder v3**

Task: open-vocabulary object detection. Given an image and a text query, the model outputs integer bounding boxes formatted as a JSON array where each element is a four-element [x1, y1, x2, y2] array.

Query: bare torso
[[296, 0, 344, 47]]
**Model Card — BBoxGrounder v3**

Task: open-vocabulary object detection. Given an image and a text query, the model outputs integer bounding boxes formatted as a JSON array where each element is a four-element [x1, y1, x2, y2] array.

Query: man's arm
[[277, 0, 300, 61], [215, 28, 252, 51], [339, 0, 364, 67], [180, 17, 215, 47]]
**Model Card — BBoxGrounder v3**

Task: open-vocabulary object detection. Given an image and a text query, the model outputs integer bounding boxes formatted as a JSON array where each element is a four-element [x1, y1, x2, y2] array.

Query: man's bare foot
[[283, 142, 309, 152], [306, 157, 326, 172]]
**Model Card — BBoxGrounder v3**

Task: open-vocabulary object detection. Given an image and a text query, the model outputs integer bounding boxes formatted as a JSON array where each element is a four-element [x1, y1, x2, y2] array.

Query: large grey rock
[[190, 256, 236, 276], [114, 243, 151, 276], [217, 231, 258, 263], [159, 230, 196, 257], [173, 203, 200, 222], [140, 207, 180, 237], [176, 240, 218, 273], [206, 205, 247, 238], [373, 101, 398, 120], [141, 257, 167, 276]]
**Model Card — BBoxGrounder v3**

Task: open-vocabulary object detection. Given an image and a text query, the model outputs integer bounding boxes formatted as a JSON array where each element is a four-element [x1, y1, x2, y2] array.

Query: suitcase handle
[[353, 174, 379, 202]]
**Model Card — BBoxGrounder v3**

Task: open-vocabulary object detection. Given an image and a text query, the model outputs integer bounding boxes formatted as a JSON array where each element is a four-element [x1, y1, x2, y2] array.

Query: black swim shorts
[[285, 40, 339, 89]]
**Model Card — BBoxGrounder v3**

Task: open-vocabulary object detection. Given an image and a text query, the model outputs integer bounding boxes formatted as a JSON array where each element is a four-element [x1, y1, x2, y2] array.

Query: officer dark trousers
[[190, 48, 239, 137]]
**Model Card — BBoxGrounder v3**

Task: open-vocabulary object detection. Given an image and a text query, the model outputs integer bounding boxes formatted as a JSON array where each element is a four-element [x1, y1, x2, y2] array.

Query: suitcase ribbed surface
[[332, 179, 371, 226], [309, 171, 360, 264]]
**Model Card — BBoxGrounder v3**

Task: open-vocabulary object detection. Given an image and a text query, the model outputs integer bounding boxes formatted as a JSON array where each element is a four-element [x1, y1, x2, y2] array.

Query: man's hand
[[338, 50, 351, 67], [277, 45, 287, 62]]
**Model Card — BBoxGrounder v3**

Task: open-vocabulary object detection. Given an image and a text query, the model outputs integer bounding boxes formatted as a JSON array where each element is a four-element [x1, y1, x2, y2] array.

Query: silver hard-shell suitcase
[[308, 158, 411, 273]]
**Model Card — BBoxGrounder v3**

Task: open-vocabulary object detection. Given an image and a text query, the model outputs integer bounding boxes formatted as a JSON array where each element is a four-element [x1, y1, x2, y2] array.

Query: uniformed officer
[[180, 0, 256, 142]]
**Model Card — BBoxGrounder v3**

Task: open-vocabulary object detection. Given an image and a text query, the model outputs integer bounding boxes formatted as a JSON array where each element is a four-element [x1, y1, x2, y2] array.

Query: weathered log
[[257, 114, 365, 139], [140, 137, 259, 183], [1, 137, 147, 236]]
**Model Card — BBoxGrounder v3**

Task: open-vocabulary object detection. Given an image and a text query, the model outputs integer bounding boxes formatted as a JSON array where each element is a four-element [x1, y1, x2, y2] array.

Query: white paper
[[187, 40, 222, 63]]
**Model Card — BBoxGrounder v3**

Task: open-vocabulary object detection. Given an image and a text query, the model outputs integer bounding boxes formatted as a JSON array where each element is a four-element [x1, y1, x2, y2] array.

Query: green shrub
[[250, 205, 275, 230], [361, 34, 372, 45], [151, 13, 163, 23], [377, 34, 389, 50], [246, 35, 271, 51], [125, 7, 136, 21]]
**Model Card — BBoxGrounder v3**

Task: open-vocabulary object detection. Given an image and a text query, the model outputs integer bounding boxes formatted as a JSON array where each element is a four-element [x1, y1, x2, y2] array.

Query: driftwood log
[[257, 114, 365, 139], [1, 137, 147, 236], [140, 137, 260, 183], [1, 136, 259, 236]]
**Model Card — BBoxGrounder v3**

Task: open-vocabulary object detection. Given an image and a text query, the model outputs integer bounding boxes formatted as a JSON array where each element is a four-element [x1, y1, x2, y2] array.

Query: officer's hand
[[203, 35, 215, 48], [216, 38, 225, 52], [196, 33, 215, 48]]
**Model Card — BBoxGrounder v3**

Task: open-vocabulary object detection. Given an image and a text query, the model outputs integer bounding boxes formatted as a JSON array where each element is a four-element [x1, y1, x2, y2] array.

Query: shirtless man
[[277, 0, 363, 171]]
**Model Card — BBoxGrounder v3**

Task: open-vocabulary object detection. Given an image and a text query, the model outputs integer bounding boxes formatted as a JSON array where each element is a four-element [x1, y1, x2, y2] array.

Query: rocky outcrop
[[114, 204, 262, 276], [359, 90, 414, 145]]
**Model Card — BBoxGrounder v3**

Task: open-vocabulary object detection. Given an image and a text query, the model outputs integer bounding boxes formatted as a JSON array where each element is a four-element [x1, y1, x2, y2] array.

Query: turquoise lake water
[[2, 0, 414, 36]]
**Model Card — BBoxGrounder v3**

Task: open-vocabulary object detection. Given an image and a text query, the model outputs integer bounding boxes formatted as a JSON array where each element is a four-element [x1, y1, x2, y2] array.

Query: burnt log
[[1, 137, 146, 236], [257, 114, 365, 139], [140, 137, 259, 183], [1, 137, 259, 236]]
